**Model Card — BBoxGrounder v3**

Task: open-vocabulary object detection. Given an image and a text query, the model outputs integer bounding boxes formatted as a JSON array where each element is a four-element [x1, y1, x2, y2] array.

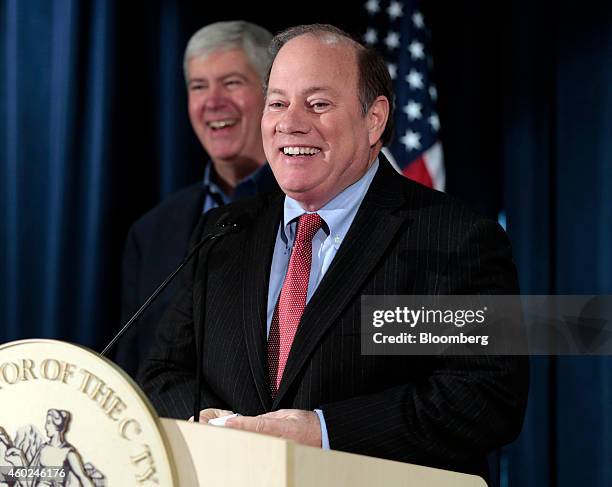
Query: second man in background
[[115, 21, 277, 377]]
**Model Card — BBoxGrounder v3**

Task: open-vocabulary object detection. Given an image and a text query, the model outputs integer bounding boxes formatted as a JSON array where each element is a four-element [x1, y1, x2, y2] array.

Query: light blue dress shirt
[[266, 158, 380, 449]]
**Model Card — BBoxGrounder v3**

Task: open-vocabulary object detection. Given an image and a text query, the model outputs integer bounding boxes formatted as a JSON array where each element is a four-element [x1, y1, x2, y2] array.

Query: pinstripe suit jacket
[[139, 156, 528, 478]]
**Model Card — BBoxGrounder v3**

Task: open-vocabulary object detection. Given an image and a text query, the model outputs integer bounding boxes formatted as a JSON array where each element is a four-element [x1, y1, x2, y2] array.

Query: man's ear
[[367, 96, 390, 147]]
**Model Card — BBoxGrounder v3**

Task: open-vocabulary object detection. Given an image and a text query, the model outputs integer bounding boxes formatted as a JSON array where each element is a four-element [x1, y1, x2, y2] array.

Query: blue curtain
[[1, 0, 112, 345], [0, 0, 200, 348], [503, 1, 612, 486]]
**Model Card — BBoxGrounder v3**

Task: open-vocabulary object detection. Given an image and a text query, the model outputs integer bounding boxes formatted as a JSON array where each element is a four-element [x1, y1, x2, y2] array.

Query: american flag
[[363, 0, 445, 191]]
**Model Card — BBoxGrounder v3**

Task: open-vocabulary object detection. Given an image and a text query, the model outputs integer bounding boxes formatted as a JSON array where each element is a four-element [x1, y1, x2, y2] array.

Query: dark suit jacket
[[115, 164, 277, 378], [115, 183, 205, 377], [139, 156, 529, 479]]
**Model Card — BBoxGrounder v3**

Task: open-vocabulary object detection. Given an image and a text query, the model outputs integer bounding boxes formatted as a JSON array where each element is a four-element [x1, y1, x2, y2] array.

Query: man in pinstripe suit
[[140, 25, 528, 479]]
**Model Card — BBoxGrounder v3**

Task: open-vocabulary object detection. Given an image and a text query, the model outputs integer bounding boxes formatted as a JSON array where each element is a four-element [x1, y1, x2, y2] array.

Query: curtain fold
[[42, 0, 78, 336], [75, 0, 112, 344], [2, 0, 20, 339]]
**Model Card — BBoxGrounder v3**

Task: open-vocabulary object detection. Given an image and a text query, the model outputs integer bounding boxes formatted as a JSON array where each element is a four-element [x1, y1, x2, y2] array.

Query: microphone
[[100, 212, 245, 358]]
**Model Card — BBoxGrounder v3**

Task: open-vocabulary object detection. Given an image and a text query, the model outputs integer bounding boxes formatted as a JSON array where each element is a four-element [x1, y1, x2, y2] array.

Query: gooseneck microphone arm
[[100, 213, 241, 358]]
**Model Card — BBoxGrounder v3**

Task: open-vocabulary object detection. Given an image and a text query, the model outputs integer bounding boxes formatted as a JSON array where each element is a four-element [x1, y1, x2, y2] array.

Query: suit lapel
[[273, 157, 411, 406], [240, 192, 283, 411]]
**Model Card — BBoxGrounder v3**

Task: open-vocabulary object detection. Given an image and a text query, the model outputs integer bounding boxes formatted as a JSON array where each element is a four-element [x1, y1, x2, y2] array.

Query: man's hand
[[188, 408, 234, 423], [225, 409, 322, 448]]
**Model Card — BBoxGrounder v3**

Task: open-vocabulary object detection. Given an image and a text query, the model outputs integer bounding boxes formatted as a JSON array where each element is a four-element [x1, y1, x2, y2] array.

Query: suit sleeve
[[321, 219, 529, 469], [137, 213, 227, 419]]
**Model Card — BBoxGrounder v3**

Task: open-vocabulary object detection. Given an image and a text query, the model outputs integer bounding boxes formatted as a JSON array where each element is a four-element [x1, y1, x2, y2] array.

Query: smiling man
[[140, 25, 528, 480], [186, 38, 267, 194], [115, 21, 277, 378], [261, 32, 389, 212]]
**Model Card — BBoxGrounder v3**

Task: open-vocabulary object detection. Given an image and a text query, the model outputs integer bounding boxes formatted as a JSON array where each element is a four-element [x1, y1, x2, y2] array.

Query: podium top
[[162, 418, 487, 487]]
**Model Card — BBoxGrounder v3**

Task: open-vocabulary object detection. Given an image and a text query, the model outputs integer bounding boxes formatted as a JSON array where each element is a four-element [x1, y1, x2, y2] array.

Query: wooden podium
[[161, 418, 487, 487]]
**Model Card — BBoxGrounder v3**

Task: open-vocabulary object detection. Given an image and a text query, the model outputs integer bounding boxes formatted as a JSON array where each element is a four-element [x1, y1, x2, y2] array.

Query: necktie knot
[[295, 213, 323, 243]]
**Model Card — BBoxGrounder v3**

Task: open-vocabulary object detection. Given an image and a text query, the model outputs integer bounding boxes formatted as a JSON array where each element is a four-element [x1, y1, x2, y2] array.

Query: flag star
[[405, 69, 424, 89], [403, 101, 422, 120], [412, 11, 425, 28], [364, 28, 378, 45], [428, 113, 440, 132], [387, 63, 397, 80], [384, 31, 400, 49], [365, 0, 380, 14], [429, 85, 438, 101], [408, 41, 425, 59], [387, 1, 403, 20], [400, 130, 422, 151]]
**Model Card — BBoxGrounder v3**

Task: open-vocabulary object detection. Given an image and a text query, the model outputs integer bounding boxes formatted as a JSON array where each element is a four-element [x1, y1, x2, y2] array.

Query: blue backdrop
[[1, 1, 611, 485], [502, 2, 612, 485]]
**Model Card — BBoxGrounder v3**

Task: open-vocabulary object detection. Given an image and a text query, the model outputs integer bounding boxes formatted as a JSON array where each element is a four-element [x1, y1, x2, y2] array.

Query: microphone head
[[215, 211, 233, 228], [215, 212, 250, 235]]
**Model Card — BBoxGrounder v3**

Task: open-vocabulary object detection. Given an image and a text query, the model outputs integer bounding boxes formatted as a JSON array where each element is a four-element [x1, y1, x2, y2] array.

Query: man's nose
[[203, 85, 229, 110], [276, 104, 310, 134]]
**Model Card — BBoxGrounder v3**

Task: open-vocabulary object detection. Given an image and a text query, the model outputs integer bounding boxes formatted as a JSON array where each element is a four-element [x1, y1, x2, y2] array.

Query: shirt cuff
[[314, 409, 330, 450]]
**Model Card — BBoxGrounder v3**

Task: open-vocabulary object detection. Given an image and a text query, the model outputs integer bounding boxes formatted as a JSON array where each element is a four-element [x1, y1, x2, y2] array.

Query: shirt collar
[[281, 158, 380, 248], [202, 162, 229, 204], [202, 161, 268, 201]]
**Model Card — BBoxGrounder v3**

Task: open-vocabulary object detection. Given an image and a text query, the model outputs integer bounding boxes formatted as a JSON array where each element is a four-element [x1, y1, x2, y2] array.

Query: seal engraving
[[0, 409, 104, 486], [0, 340, 177, 486]]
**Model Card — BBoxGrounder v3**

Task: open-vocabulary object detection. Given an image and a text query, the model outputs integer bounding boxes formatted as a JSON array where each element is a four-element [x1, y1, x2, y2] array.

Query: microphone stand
[[100, 217, 240, 358]]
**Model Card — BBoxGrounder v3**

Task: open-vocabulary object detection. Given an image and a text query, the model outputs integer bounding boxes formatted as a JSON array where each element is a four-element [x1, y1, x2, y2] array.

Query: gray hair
[[268, 24, 395, 146], [183, 20, 273, 83]]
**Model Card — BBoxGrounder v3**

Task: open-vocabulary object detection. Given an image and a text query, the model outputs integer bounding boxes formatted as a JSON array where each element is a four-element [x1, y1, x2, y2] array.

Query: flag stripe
[[364, 0, 445, 191]]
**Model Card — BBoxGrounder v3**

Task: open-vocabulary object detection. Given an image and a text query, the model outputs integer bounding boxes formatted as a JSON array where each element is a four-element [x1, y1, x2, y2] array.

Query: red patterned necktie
[[268, 213, 323, 397]]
